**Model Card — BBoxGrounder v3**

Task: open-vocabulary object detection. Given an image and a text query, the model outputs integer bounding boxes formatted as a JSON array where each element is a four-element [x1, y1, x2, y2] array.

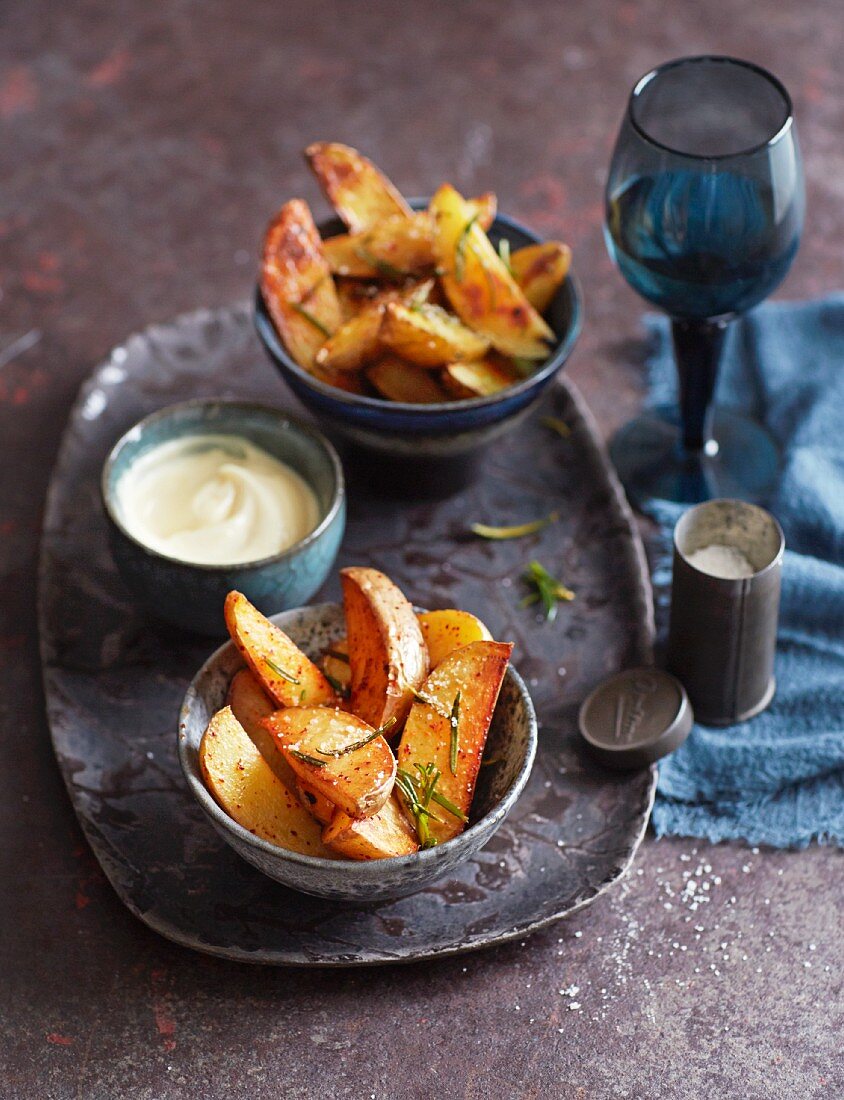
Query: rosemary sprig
[[290, 302, 331, 338], [396, 762, 455, 848], [470, 512, 559, 540], [430, 787, 468, 822], [454, 214, 479, 282], [264, 656, 300, 685], [325, 647, 350, 663], [354, 246, 404, 280], [520, 559, 575, 622], [497, 237, 513, 276], [449, 691, 461, 774], [322, 669, 350, 698], [315, 716, 396, 759], [289, 747, 328, 768], [542, 415, 571, 439]]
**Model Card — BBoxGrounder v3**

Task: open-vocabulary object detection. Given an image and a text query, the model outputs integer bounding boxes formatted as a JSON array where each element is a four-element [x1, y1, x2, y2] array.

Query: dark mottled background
[[1, 1, 842, 1097]]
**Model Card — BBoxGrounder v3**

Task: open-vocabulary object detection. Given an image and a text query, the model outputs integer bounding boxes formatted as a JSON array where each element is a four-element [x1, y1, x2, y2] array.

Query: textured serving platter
[[39, 303, 656, 966]]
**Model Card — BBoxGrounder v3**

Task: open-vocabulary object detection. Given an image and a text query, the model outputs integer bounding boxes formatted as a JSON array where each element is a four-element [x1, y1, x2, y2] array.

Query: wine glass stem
[[671, 318, 729, 453]]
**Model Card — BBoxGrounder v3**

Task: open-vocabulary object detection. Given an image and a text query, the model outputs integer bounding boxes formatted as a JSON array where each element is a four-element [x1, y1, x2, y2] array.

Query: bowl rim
[[254, 203, 583, 417], [177, 602, 538, 874], [100, 398, 346, 574]]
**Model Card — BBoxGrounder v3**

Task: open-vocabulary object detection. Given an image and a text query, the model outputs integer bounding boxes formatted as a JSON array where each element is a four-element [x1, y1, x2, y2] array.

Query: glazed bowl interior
[[179, 602, 538, 901], [253, 202, 582, 429]]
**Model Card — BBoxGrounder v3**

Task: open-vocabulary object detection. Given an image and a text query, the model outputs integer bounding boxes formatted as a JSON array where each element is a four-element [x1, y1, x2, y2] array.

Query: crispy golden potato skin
[[442, 357, 520, 400], [224, 592, 337, 708], [431, 183, 554, 359], [260, 199, 341, 371], [417, 609, 493, 668], [266, 706, 396, 819], [366, 357, 449, 403], [225, 668, 294, 787], [323, 796, 419, 860], [397, 640, 512, 843], [305, 142, 412, 233], [341, 566, 429, 731], [381, 302, 490, 368], [199, 707, 336, 857], [510, 241, 572, 313]]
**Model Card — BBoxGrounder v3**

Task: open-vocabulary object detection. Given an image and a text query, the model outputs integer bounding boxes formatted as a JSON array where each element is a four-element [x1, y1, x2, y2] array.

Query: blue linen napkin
[[643, 296, 844, 847]]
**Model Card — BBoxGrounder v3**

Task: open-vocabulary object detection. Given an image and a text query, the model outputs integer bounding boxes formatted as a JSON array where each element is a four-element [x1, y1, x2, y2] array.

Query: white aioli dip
[[116, 434, 320, 565]]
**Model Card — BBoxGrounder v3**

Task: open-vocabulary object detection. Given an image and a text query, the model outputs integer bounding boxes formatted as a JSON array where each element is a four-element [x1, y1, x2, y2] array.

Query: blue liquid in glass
[[606, 170, 801, 319]]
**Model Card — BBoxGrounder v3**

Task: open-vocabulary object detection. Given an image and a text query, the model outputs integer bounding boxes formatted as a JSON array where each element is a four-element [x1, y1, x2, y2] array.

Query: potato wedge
[[417, 609, 493, 668], [323, 796, 419, 860], [341, 566, 429, 731], [315, 300, 385, 371], [226, 668, 294, 787], [381, 301, 490, 368], [296, 780, 335, 825], [305, 142, 412, 233], [431, 183, 554, 359], [199, 707, 336, 857], [397, 640, 512, 843], [266, 706, 396, 819], [224, 591, 337, 708], [323, 195, 497, 278], [261, 199, 341, 370], [366, 357, 450, 403], [510, 241, 572, 313], [442, 356, 520, 399]]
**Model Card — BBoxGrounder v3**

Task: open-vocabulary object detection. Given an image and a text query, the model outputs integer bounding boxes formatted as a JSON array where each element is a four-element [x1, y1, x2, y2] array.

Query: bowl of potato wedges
[[179, 566, 537, 901], [254, 142, 582, 463]]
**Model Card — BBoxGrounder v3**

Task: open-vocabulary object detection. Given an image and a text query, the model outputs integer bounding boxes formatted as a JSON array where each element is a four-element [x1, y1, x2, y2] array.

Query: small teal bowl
[[101, 400, 346, 635], [254, 205, 583, 469]]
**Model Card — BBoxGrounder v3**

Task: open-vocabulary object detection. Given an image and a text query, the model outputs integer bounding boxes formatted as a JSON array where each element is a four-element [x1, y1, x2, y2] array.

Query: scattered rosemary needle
[[454, 213, 479, 282], [322, 669, 350, 698], [325, 647, 350, 663], [289, 748, 328, 768], [289, 302, 331, 338], [542, 415, 571, 439], [470, 512, 559, 540], [264, 657, 300, 685], [354, 246, 404, 279], [449, 691, 461, 774], [521, 559, 575, 622], [315, 717, 395, 758]]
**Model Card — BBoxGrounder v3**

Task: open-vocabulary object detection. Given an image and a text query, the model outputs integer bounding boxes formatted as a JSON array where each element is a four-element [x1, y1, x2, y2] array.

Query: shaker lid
[[578, 667, 692, 769]]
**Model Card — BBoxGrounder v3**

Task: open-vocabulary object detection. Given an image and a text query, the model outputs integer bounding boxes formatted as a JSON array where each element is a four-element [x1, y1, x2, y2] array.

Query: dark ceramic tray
[[39, 304, 656, 966]]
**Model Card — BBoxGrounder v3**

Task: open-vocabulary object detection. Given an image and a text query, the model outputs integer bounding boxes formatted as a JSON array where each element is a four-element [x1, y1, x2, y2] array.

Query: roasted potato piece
[[224, 591, 337, 708], [323, 195, 497, 278], [305, 142, 412, 233], [266, 706, 396, 819], [442, 357, 521, 399], [341, 566, 429, 731], [199, 707, 336, 857], [225, 668, 294, 787], [397, 640, 512, 844], [366, 357, 450, 403], [381, 301, 490, 367], [311, 363, 368, 394], [510, 242, 572, 313], [315, 301, 385, 371], [261, 199, 341, 370], [417, 609, 493, 668], [323, 796, 419, 860], [431, 184, 554, 359], [295, 780, 335, 825]]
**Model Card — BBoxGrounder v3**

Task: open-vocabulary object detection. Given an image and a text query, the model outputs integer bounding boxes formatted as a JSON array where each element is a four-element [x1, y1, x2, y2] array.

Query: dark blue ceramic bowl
[[102, 400, 346, 636], [254, 205, 582, 464]]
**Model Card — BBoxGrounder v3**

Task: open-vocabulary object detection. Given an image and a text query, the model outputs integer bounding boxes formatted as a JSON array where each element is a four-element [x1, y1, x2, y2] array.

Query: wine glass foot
[[609, 405, 780, 506]]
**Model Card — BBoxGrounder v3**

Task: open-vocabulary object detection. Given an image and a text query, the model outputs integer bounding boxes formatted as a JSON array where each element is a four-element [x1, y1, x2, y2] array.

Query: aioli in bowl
[[113, 433, 320, 567]]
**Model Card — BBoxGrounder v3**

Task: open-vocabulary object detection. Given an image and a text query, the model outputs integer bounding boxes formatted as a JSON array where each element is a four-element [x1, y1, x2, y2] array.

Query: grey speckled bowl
[[102, 400, 345, 635], [178, 603, 538, 902]]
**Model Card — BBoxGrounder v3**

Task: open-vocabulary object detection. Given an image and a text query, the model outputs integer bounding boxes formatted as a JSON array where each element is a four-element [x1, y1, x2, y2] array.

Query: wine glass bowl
[[604, 56, 805, 503]]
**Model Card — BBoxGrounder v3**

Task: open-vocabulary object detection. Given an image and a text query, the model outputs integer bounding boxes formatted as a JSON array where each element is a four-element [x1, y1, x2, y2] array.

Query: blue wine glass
[[605, 56, 804, 504]]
